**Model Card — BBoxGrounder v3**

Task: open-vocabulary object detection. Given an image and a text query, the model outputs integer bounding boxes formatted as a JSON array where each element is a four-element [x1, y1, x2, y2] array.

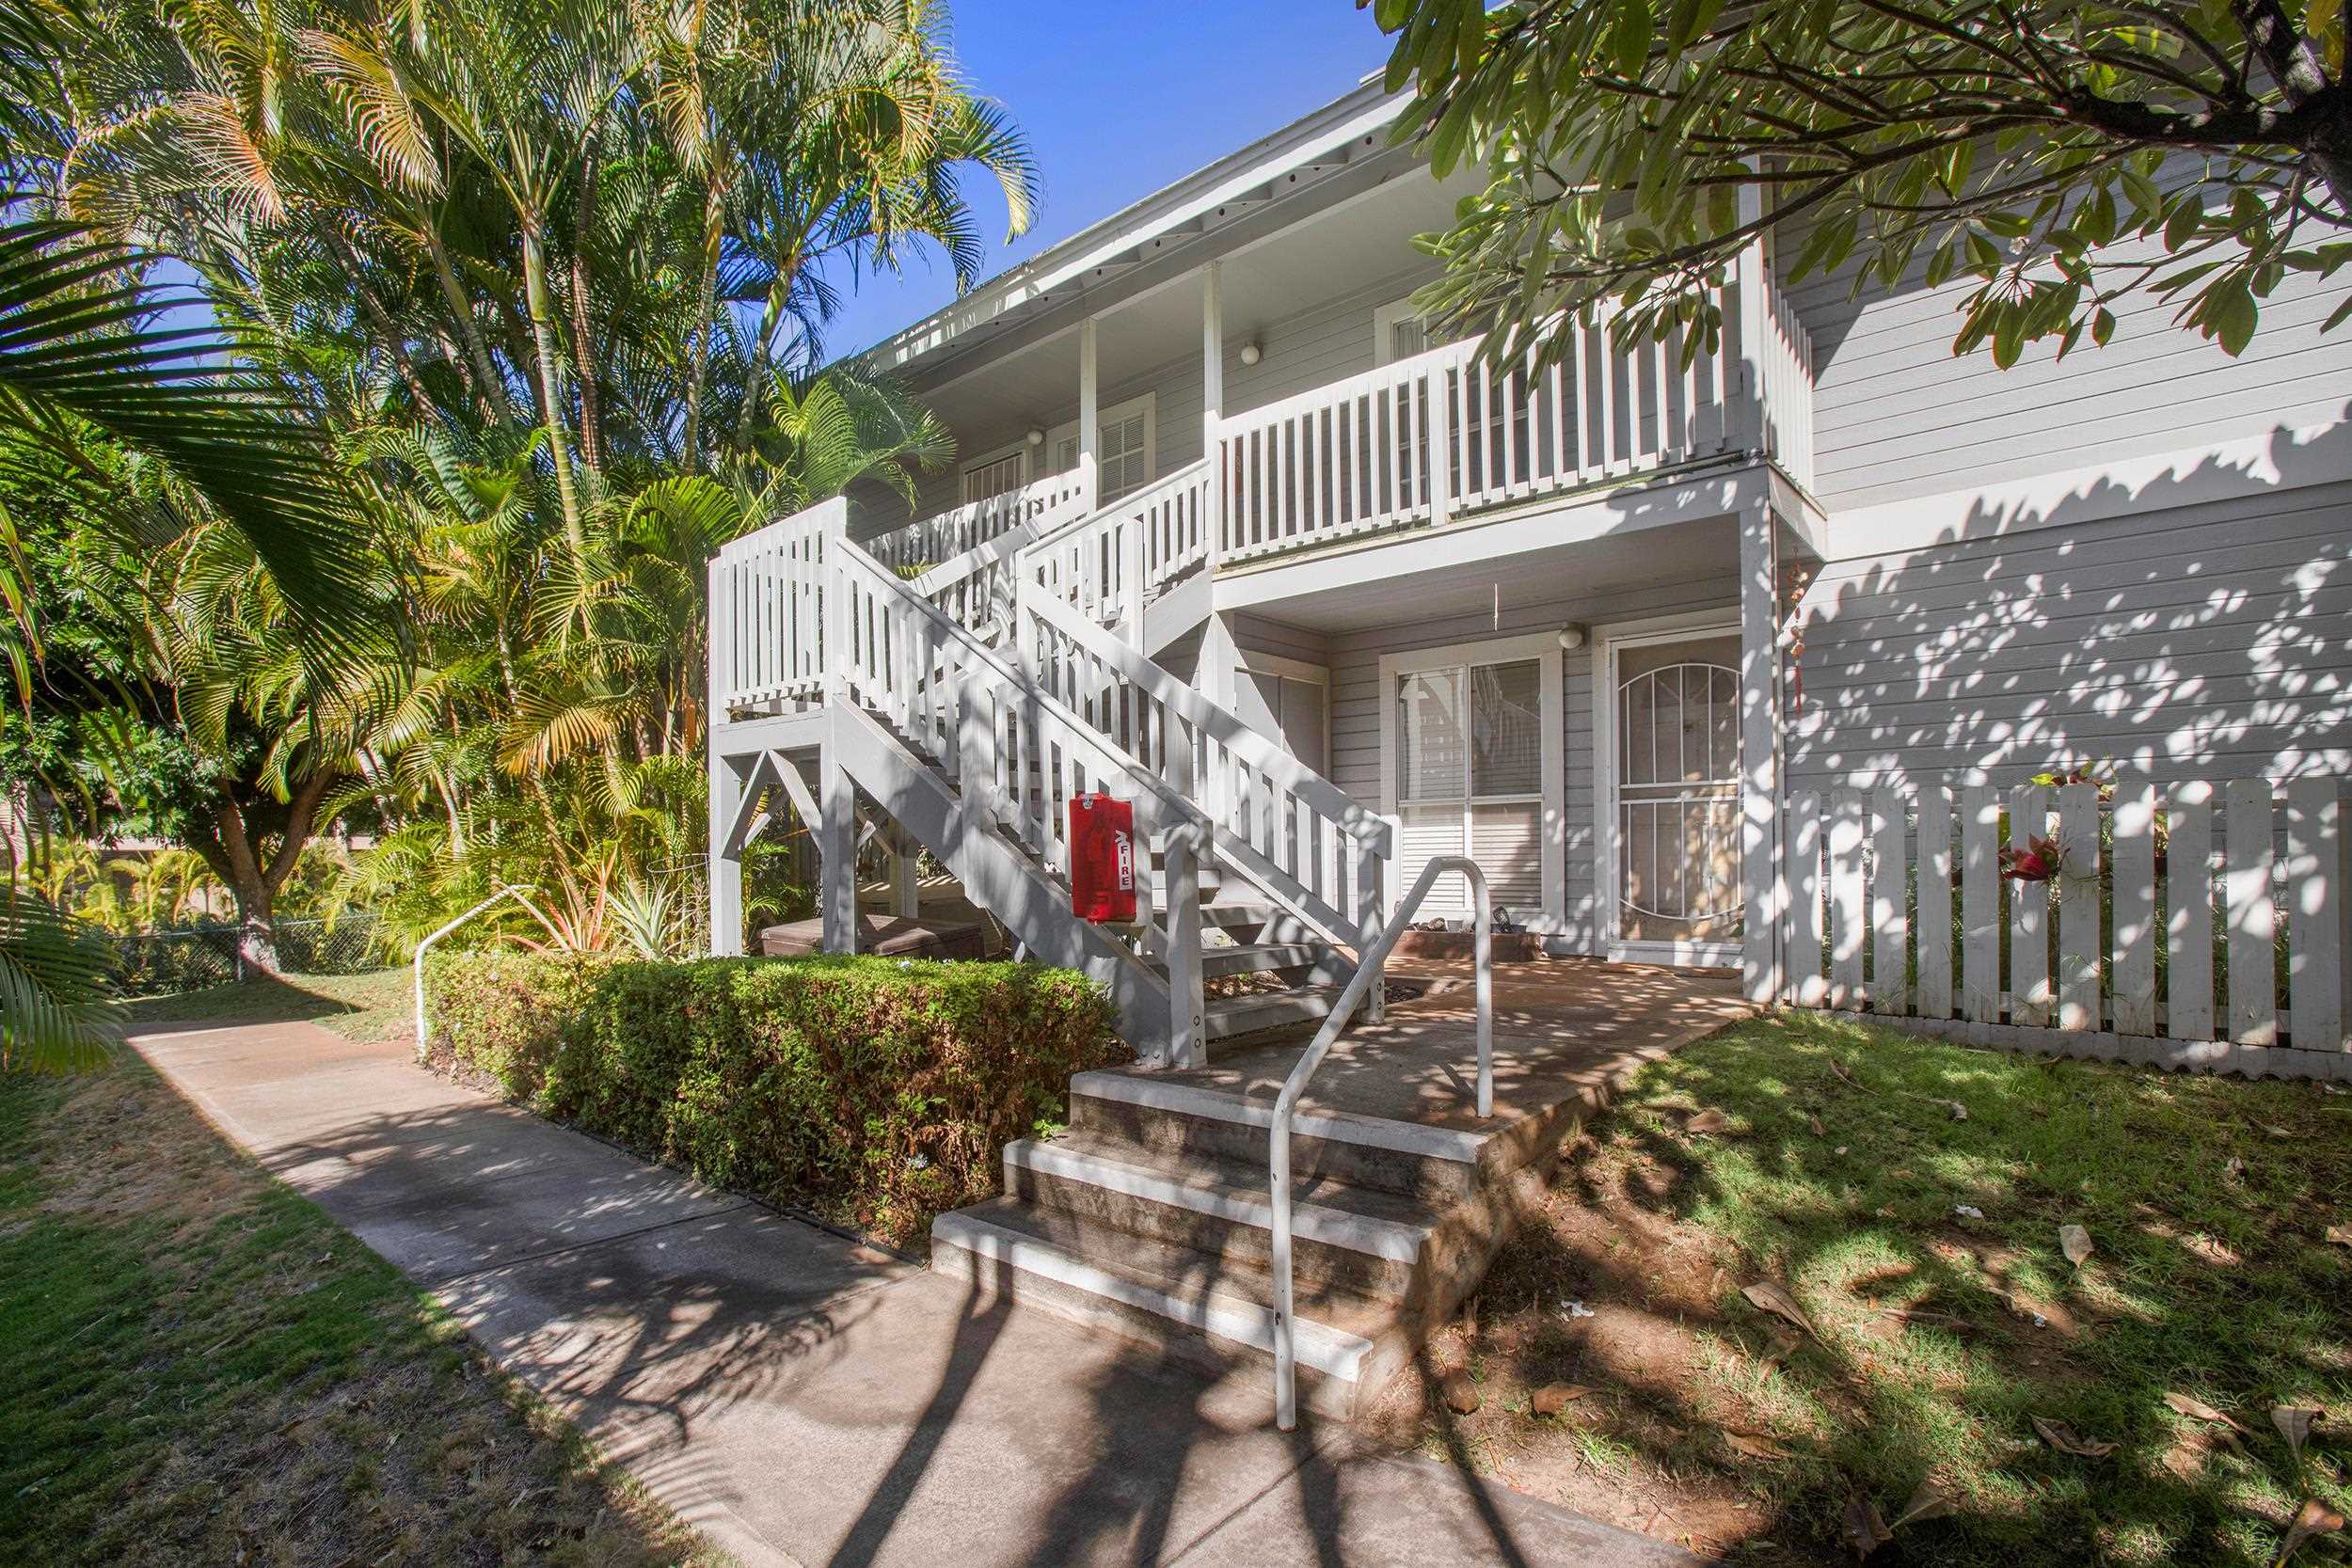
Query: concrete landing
[[131, 1017, 1708, 1568], [1091, 957, 1755, 1135]]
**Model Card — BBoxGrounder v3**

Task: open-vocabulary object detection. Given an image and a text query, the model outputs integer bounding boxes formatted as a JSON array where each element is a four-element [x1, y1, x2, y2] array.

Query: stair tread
[[1013, 1126, 1440, 1251], [1204, 982, 1343, 1032], [1195, 942, 1329, 976], [936, 1195, 1405, 1351]]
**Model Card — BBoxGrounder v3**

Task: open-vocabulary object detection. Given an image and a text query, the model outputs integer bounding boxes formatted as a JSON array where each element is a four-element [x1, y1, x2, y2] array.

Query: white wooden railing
[[1024, 584, 1391, 952], [1782, 777, 2351, 1069], [1027, 459, 1212, 632], [864, 468, 1089, 573], [1216, 260, 1814, 564], [712, 500, 832, 706]]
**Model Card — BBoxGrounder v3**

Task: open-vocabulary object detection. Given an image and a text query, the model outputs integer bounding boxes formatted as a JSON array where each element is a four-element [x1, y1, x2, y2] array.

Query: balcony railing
[[1215, 266, 1814, 565]]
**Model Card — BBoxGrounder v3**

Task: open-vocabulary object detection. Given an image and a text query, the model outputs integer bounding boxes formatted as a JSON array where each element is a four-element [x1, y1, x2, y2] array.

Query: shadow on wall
[[1792, 418, 2352, 792]]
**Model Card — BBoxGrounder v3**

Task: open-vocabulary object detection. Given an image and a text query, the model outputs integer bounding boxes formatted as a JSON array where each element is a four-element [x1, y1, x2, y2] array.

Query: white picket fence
[[1783, 778, 2351, 1077]]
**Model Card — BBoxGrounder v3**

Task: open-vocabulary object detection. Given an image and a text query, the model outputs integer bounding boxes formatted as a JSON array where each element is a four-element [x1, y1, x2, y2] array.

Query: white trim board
[[1376, 630, 1566, 934], [1824, 418, 2349, 561]]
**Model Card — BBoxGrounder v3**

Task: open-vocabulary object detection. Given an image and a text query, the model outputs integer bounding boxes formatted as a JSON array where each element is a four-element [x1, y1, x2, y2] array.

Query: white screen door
[[1613, 634, 1742, 962]]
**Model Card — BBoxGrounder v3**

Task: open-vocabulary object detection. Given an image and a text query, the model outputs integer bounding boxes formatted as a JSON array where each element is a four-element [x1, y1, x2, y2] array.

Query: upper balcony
[[854, 248, 1816, 596]]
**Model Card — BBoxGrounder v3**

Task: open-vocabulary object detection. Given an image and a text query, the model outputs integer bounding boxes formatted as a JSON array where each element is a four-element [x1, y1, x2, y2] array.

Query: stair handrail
[[1269, 854, 1491, 1433], [1024, 587, 1390, 855], [412, 883, 551, 1056], [1025, 459, 1212, 628], [833, 540, 1215, 845]]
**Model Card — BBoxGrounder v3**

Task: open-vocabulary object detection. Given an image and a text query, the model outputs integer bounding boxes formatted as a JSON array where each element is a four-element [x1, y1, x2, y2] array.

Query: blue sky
[[815, 1, 1393, 361]]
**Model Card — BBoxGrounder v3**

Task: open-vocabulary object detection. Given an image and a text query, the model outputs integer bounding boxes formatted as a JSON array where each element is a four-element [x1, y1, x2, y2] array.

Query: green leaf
[[2325, 293, 2352, 333], [1610, 0, 1654, 76], [2207, 278, 2257, 356], [2090, 307, 2117, 346], [2164, 194, 2204, 252]]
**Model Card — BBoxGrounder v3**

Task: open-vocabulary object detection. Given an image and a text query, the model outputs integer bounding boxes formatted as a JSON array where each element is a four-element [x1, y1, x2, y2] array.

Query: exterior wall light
[[1239, 341, 1263, 366], [1025, 427, 1044, 446], [1557, 625, 1588, 651]]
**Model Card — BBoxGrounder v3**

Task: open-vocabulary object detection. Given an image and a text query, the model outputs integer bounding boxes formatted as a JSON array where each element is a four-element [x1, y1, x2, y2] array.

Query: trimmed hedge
[[423, 952, 1122, 1245]]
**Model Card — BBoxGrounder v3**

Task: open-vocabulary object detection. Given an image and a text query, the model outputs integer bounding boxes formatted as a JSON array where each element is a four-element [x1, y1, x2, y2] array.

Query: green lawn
[[0, 1052, 727, 1568], [1399, 1013, 2351, 1566], [110, 966, 414, 1043]]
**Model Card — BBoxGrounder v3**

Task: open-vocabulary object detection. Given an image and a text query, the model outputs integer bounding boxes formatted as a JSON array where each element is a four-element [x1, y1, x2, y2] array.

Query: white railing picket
[[2224, 777, 2278, 1045], [1785, 790, 1825, 1006], [2110, 782, 2158, 1036], [1915, 785, 1954, 1018], [2166, 783, 2216, 1040], [1960, 785, 2001, 1024], [2056, 783, 2102, 1032], [1828, 789, 1866, 1010], [2285, 780, 2348, 1053], [2008, 784, 2052, 1027], [1869, 785, 1910, 1016]]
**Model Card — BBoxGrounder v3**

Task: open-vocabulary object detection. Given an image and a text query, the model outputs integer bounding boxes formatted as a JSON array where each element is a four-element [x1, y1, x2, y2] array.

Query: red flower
[[1999, 833, 2063, 883]]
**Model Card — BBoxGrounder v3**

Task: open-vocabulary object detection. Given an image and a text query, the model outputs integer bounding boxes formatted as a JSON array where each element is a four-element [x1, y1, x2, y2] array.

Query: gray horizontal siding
[[1788, 479, 2352, 790], [1783, 224, 2352, 515]]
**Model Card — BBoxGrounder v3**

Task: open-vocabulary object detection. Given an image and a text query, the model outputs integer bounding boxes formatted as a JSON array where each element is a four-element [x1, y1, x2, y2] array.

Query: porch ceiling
[[912, 167, 1470, 439], [1213, 505, 1745, 635]]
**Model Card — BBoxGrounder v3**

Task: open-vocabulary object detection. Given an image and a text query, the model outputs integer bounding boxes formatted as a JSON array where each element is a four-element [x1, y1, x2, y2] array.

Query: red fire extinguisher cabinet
[[1068, 794, 1137, 924]]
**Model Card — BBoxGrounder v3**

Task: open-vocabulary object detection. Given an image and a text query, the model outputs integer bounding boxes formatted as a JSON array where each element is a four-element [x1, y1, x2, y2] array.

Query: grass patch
[[109, 968, 412, 1043], [1382, 1012, 2351, 1566], [0, 1052, 728, 1568]]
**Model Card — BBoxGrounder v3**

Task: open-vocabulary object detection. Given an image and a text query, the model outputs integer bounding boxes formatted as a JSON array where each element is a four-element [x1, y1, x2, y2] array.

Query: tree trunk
[[425, 221, 514, 430], [682, 172, 724, 475], [230, 873, 280, 976], [520, 215, 588, 564], [568, 152, 605, 474]]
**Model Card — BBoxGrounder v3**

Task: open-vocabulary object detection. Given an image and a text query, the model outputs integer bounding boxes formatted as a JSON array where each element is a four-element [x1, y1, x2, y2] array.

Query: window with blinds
[[961, 449, 1025, 505], [1394, 657, 1545, 916], [1050, 395, 1154, 504]]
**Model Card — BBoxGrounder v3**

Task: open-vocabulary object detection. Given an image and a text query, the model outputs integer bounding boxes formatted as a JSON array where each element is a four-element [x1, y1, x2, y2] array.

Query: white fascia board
[[860, 87, 1410, 374]]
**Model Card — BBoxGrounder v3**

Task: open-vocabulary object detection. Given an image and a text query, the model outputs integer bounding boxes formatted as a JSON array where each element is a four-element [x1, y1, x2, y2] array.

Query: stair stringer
[[826, 702, 1177, 1061]]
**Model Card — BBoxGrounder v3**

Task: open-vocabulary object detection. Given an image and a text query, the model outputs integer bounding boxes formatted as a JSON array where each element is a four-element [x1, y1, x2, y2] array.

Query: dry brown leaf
[[2273, 1406, 2322, 1463], [1743, 1279, 1817, 1338], [1941, 1099, 1970, 1121], [1724, 1432, 1791, 1460], [2032, 1415, 2119, 1458], [2326, 1225, 2352, 1248], [2275, 1498, 2346, 1566], [2059, 1223, 2095, 1267], [1530, 1383, 1597, 1417], [2166, 1392, 2251, 1434], [1686, 1108, 1731, 1135], [1808, 1113, 1827, 1137], [1843, 1497, 1894, 1558], [1440, 1369, 1481, 1415], [1891, 1481, 1957, 1529]]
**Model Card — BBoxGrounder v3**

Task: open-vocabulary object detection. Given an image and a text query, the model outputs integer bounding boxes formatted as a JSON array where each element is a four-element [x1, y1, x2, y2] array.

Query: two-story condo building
[[704, 74, 2349, 1415]]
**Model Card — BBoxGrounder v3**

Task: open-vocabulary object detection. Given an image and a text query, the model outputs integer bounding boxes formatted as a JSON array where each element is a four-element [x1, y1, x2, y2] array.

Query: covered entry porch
[[1191, 465, 1826, 1004]]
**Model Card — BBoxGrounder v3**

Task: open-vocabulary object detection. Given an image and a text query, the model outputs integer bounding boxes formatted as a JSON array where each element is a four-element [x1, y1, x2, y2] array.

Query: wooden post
[[1733, 182, 1769, 456], [1786, 790, 1824, 1006], [1165, 818, 1205, 1069], [1077, 317, 1100, 514], [1737, 504, 1783, 1006], [1358, 832, 1388, 1026], [1203, 261, 1226, 573], [707, 556, 744, 957], [819, 716, 857, 954]]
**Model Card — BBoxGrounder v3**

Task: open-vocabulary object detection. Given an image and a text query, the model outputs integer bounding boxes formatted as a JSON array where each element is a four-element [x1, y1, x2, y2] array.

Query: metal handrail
[[411, 885, 548, 1055], [1270, 854, 1491, 1431]]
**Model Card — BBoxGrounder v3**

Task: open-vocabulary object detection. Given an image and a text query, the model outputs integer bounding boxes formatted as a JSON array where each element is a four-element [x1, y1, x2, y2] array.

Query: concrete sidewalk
[[134, 1019, 1704, 1568]]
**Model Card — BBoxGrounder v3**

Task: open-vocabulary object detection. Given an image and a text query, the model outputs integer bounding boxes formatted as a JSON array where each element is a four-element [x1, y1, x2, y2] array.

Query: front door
[[1610, 632, 1742, 966]]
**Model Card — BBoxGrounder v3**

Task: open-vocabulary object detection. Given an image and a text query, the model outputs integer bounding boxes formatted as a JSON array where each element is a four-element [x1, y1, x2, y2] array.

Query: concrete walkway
[[133, 1018, 1705, 1568]]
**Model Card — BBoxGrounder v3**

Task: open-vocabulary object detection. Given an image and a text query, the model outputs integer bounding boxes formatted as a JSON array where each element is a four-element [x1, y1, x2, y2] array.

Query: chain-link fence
[[100, 912, 387, 998]]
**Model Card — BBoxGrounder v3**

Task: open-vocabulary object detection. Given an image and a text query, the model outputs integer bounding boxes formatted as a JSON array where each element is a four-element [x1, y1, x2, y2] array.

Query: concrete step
[[1203, 982, 1342, 1040], [1003, 1128, 1436, 1303], [1068, 1066, 1489, 1206], [929, 1196, 1408, 1419], [1199, 942, 1327, 979]]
